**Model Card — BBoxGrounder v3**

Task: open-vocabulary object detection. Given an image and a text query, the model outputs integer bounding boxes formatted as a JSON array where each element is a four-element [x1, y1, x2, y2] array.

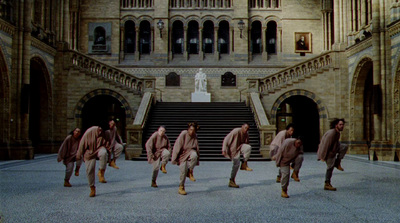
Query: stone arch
[[249, 16, 264, 24], [137, 16, 153, 27], [74, 89, 133, 128], [0, 47, 10, 145], [29, 56, 53, 150], [349, 57, 373, 143], [216, 16, 232, 26], [270, 89, 329, 136], [201, 16, 217, 26], [169, 16, 185, 28], [185, 16, 202, 26]]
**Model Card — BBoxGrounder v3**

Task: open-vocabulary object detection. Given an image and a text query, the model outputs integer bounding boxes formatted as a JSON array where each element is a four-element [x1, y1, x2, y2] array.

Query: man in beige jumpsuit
[[171, 122, 200, 195], [269, 123, 295, 183], [106, 119, 124, 169], [273, 137, 304, 198], [76, 123, 109, 197], [222, 123, 253, 188], [145, 126, 171, 188]]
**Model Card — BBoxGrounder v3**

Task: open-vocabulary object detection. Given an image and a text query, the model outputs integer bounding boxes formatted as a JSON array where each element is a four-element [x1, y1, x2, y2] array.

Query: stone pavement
[[0, 153, 399, 223]]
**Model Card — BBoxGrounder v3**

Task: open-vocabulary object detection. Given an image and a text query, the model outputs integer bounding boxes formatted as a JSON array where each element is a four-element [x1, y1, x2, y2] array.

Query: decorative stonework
[[394, 62, 400, 145]]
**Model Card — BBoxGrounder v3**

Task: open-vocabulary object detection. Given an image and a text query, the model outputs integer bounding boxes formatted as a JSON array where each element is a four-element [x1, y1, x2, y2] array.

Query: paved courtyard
[[0, 153, 399, 223]]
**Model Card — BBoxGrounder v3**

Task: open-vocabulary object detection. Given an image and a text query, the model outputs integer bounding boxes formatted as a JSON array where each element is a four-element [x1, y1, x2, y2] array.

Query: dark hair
[[329, 118, 346, 129], [296, 135, 304, 142], [188, 122, 200, 131], [158, 125, 166, 130], [99, 121, 109, 131], [286, 123, 295, 130], [69, 128, 80, 135]]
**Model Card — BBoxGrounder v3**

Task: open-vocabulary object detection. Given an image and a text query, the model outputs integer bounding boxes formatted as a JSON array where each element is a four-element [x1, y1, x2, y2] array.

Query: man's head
[[187, 122, 199, 137], [286, 123, 295, 137], [158, 126, 166, 137], [72, 128, 81, 139], [300, 36, 305, 41], [241, 123, 250, 134], [109, 119, 119, 129], [330, 118, 345, 132], [294, 136, 303, 148]]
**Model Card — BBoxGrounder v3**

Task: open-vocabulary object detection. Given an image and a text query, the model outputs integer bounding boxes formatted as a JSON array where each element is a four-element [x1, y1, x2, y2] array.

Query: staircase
[[138, 102, 266, 161]]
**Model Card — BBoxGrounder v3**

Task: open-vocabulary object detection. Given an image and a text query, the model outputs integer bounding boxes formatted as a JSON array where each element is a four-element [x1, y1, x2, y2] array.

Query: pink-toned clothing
[[57, 135, 80, 165], [106, 127, 123, 149], [275, 138, 304, 167], [76, 126, 109, 162], [317, 129, 341, 160], [222, 128, 249, 160], [270, 130, 290, 157], [171, 130, 199, 166], [146, 131, 171, 164]]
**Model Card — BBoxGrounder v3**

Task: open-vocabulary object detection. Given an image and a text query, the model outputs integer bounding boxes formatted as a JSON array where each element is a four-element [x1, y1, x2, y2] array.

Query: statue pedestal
[[191, 92, 211, 102]]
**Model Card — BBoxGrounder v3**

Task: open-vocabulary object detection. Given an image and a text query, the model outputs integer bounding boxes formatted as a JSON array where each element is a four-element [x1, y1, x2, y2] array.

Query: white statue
[[195, 68, 207, 92]]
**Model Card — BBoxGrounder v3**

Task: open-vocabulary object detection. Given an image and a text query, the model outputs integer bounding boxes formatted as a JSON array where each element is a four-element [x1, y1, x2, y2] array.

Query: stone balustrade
[[258, 52, 333, 94], [70, 51, 153, 92]]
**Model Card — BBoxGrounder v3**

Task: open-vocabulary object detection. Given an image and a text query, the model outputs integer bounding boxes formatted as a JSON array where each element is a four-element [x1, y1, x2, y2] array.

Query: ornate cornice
[[345, 38, 372, 58], [388, 20, 400, 37]]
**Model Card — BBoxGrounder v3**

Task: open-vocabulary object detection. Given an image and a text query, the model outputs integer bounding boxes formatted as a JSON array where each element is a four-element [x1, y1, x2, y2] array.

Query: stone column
[[120, 26, 125, 62], [184, 26, 188, 60], [262, 25, 267, 61], [214, 26, 219, 60], [277, 26, 282, 60], [63, 0, 70, 44], [135, 26, 140, 61], [199, 27, 203, 61]]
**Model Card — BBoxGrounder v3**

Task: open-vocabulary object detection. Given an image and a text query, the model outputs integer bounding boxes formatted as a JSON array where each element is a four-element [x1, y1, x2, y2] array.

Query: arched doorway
[[276, 95, 320, 152], [29, 57, 51, 152], [81, 95, 126, 141]]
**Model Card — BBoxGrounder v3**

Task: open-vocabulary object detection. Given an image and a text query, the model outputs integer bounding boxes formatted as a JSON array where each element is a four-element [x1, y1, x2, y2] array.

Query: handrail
[[258, 51, 334, 93], [133, 92, 154, 128], [69, 50, 154, 92], [249, 92, 270, 129], [155, 88, 163, 102]]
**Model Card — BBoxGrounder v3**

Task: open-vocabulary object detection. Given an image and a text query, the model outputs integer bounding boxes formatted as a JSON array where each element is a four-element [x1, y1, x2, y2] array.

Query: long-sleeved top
[[222, 128, 249, 160], [274, 138, 304, 167], [171, 130, 199, 165], [76, 126, 108, 162], [57, 135, 80, 165], [270, 130, 288, 148], [105, 127, 123, 150], [145, 131, 171, 164], [317, 129, 341, 160]]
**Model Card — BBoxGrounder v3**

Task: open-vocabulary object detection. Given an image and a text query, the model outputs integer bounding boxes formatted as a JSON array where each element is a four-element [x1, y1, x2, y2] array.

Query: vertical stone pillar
[[135, 26, 140, 61], [199, 27, 203, 61], [277, 26, 282, 60], [184, 26, 188, 60], [214, 26, 219, 60], [120, 26, 125, 62], [333, 0, 341, 48], [262, 25, 267, 61], [63, 0, 70, 44]]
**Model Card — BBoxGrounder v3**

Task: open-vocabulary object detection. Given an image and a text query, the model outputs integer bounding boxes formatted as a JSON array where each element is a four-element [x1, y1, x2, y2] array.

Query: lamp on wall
[[157, 19, 164, 38], [238, 19, 245, 38]]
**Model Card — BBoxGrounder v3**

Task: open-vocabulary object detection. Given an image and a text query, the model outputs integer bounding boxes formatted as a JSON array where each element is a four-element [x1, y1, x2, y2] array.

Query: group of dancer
[[57, 118, 347, 198]]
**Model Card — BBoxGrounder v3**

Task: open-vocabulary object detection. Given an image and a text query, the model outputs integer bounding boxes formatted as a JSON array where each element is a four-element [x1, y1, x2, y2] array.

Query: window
[[221, 72, 236, 86], [166, 72, 180, 86]]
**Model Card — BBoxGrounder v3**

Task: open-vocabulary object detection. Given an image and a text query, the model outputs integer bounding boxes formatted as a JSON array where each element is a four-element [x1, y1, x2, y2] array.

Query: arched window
[[172, 21, 184, 54], [218, 20, 229, 54], [139, 21, 151, 54], [187, 21, 199, 54], [94, 27, 106, 45], [221, 72, 236, 86], [166, 72, 180, 86], [125, 21, 136, 53], [251, 21, 262, 54], [266, 21, 277, 54], [203, 21, 214, 54]]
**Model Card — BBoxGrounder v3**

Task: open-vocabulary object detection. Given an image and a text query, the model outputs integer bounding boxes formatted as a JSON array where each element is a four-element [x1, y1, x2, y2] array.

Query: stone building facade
[[0, 0, 400, 160]]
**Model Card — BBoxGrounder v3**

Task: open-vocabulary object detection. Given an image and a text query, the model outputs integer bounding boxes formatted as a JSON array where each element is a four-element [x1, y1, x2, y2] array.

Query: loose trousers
[[280, 154, 304, 190], [85, 147, 108, 187], [325, 144, 348, 183], [64, 160, 82, 181], [179, 150, 198, 186], [152, 149, 171, 181], [230, 144, 252, 180]]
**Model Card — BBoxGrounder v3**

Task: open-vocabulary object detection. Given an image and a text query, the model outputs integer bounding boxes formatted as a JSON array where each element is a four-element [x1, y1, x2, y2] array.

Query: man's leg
[[324, 157, 336, 191], [109, 143, 123, 169], [187, 150, 198, 181], [291, 154, 304, 182], [64, 162, 74, 187], [75, 159, 82, 176], [240, 144, 252, 171], [178, 161, 188, 195], [229, 152, 241, 188], [97, 147, 108, 183], [271, 146, 281, 183], [335, 144, 348, 171], [160, 149, 171, 174], [280, 166, 290, 198], [151, 157, 161, 187], [85, 159, 96, 197]]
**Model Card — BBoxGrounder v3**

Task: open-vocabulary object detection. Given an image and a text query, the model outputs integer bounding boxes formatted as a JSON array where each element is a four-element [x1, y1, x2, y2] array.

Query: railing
[[121, 0, 153, 9], [70, 50, 155, 92], [170, 0, 232, 9], [257, 51, 333, 94]]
